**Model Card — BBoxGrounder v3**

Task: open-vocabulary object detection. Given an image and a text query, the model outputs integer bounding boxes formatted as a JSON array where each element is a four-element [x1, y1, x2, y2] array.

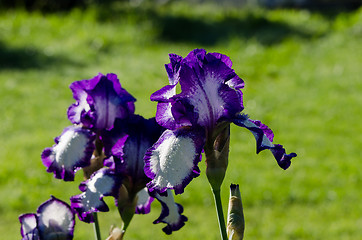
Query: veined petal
[[152, 189, 188, 235], [135, 188, 154, 214], [41, 126, 96, 181], [70, 168, 122, 223], [165, 53, 183, 85], [19, 213, 39, 240], [233, 114, 297, 169], [151, 84, 181, 130], [37, 196, 75, 240], [172, 49, 243, 129], [68, 73, 136, 130], [144, 127, 205, 195]]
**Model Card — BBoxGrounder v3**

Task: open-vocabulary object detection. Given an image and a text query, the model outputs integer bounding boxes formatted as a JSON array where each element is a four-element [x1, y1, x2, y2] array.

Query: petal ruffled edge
[[233, 114, 297, 170], [70, 168, 122, 223], [144, 127, 205, 195], [152, 190, 188, 235], [41, 125, 96, 181]]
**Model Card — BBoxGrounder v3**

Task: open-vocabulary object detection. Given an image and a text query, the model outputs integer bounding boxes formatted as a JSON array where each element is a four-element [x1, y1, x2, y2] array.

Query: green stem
[[212, 188, 228, 240], [92, 212, 101, 240]]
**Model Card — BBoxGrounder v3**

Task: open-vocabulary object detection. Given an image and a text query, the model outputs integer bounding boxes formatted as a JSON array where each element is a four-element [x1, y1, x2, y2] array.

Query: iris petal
[[70, 168, 122, 223], [41, 126, 96, 181], [135, 188, 154, 214], [68, 73, 136, 130], [233, 114, 297, 169], [19, 213, 39, 240], [166, 49, 243, 130], [144, 127, 205, 195], [152, 189, 188, 235], [19, 196, 75, 240], [37, 196, 75, 240]]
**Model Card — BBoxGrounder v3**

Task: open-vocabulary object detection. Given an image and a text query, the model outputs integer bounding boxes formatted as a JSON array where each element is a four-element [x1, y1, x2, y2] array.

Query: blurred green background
[[0, 0, 361, 239]]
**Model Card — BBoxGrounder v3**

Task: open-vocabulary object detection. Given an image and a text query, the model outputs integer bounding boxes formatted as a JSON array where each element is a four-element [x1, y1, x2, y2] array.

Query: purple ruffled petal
[[152, 49, 244, 131], [233, 114, 297, 169], [37, 196, 75, 240], [68, 73, 136, 130], [152, 190, 188, 235], [41, 125, 96, 181], [70, 168, 122, 223], [135, 188, 154, 214], [144, 127, 205, 195]]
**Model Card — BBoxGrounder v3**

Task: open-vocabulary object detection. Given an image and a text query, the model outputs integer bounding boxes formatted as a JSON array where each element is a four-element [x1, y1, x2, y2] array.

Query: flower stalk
[[212, 189, 228, 240], [93, 212, 102, 240]]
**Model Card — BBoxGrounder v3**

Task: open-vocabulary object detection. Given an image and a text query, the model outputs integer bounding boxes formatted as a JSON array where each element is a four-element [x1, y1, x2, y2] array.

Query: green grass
[[1, 2, 361, 239]]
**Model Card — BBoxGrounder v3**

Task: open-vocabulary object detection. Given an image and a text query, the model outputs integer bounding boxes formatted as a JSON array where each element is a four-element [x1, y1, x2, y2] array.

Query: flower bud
[[227, 184, 245, 240]]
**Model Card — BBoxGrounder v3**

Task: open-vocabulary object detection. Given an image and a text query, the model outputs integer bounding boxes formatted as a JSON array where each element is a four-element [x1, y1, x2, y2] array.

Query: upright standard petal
[[41, 125, 96, 181], [68, 73, 136, 130], [152, 190, 188, 235], [70, 168, 122, 223], [151, 54, 183, 130], [144, 127, 205, 195], [233, 114, 297, 169], [153, 49, 243, 132]]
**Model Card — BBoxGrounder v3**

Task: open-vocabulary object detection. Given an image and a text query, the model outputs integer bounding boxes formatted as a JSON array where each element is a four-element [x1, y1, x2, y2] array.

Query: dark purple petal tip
[[152, 190, 188, 235], [233, 114, 297, 169]]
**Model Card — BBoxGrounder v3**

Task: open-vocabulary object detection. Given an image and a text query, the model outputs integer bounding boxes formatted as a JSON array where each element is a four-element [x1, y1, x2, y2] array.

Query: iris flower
[[40, 73, 187, 234], [70, 115, 188, 234], [19, 196, 75, 240], [41, 73, 136, 181], [144, 49, 297, 195]]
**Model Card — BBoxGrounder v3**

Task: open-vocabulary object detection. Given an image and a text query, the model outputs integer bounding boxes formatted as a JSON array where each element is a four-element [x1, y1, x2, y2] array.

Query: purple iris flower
[[70, 115, 188, 234], [41, 73, 136, 181], [19, 196, 75, 240], [67, 73, 136, 130], [144, 49, 297, 195]]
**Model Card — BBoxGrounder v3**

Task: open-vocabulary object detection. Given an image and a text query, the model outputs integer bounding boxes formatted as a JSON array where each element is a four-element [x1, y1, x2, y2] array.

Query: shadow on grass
[[95, 6, 323, 46], [0, 41, 80, 70], [156, 13, 316, 46]]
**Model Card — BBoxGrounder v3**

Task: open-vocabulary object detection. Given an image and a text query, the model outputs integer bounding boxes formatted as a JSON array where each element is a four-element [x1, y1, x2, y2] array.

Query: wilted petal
[[41, 126, 96, 181], [233, 114, 297, 169], [37, 196, 75, 240], [152, 189, 188, 235], [144, 127, 205, 195], [19, 213, 39, 240], [135, 188, 154, 214], [68, 73, 136, 130], [70, 168, 122, 223]]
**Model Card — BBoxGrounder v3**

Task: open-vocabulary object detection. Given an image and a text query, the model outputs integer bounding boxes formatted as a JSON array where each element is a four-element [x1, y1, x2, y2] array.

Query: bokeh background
[[1, 0, 361, 239]]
